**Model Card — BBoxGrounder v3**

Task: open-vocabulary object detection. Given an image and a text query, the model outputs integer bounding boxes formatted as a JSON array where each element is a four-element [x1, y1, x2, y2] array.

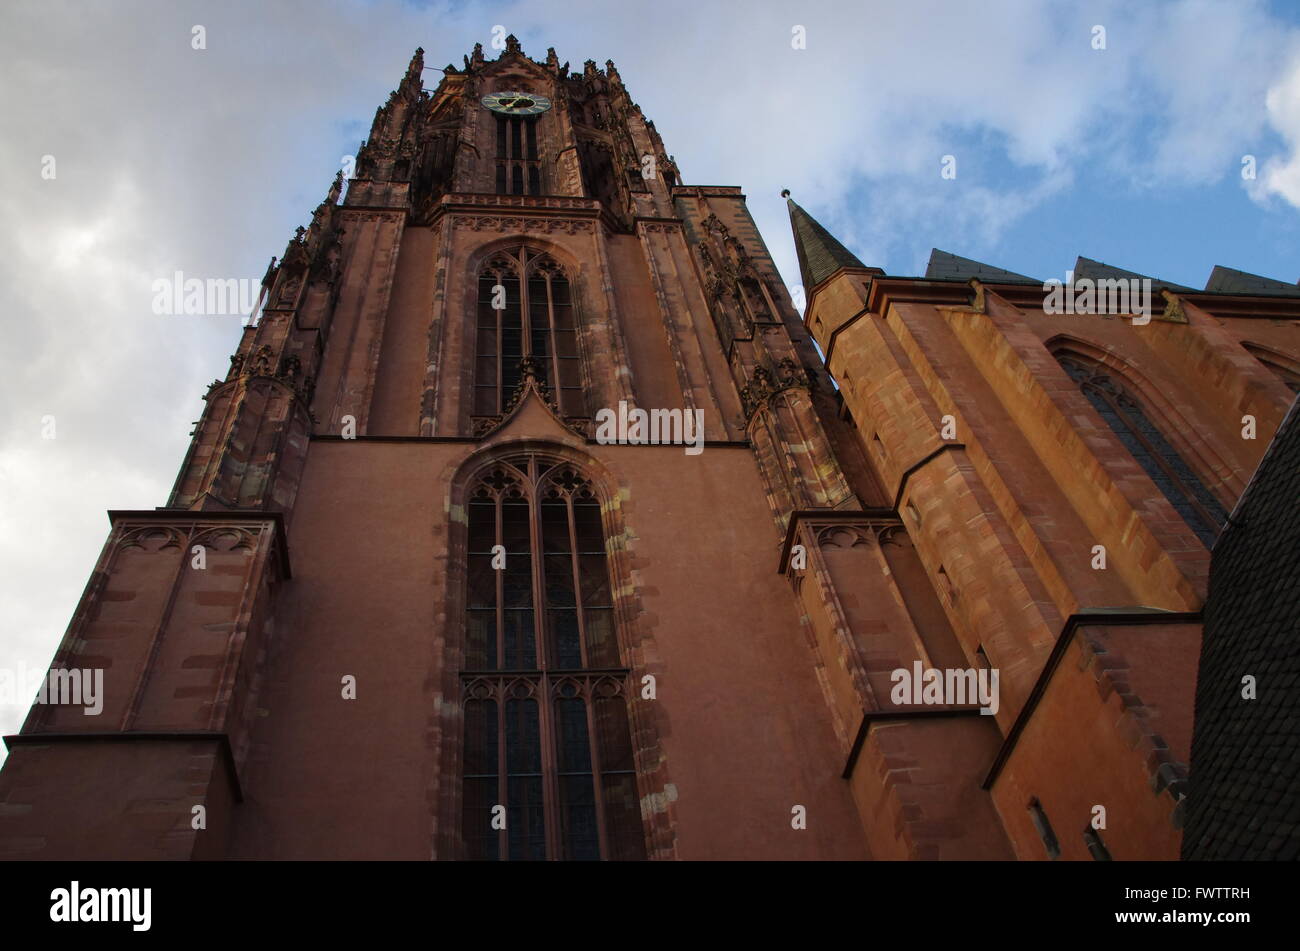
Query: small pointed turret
[[784, 192, 868, 292], [405, 47, 423, 83]]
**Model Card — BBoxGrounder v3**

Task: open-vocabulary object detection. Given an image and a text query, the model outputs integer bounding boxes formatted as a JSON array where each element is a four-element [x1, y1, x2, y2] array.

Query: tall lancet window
[[473, 247, 585, 419], [1057, 354, 1228, 547], [461, 453, 645, 861]]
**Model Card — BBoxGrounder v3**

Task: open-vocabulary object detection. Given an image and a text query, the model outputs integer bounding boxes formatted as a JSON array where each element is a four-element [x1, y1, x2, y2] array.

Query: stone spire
[[784, 192, 868, 292]]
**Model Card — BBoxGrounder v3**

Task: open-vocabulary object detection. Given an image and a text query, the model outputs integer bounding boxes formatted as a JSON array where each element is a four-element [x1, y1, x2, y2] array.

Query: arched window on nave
[[1056, 353, 1228, 547]]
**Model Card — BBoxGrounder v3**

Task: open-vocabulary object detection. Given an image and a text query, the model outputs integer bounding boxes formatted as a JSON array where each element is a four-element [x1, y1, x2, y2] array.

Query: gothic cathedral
[[3, 38, 1298, 861]]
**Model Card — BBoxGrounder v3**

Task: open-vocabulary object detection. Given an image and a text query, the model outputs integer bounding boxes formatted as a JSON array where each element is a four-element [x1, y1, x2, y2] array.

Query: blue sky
[[3, 0, 1300, 754]]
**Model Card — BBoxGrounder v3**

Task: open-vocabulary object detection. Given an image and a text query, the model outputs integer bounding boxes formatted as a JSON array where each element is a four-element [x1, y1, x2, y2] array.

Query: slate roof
[[1183, 396, 1300, 860], [1073, 256, 1194, 291], [1204, 265, 1300, 298], [924, 249, 1037, 284], [786, 197, 868, 291]]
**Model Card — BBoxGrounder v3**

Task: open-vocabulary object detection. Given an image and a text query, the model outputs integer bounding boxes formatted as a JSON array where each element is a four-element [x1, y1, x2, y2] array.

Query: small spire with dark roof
[[785, 192, 868, 292]]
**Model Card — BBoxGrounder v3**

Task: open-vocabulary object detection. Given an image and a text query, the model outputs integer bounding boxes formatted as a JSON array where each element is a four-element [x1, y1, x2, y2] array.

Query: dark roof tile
[[786, 197, 868, 291]]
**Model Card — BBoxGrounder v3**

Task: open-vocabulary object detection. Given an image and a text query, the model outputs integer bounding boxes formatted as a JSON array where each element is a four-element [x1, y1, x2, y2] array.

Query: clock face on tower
[[481, 90, 552, 116]]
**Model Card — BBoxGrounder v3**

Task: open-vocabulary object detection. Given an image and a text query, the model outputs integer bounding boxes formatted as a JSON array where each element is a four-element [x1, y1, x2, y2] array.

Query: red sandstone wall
[[224, 439, 868, 860]]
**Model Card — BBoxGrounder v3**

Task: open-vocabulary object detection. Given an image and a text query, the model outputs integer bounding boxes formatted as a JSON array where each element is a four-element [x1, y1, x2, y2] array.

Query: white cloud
[[1252, 48, 1300, 208]]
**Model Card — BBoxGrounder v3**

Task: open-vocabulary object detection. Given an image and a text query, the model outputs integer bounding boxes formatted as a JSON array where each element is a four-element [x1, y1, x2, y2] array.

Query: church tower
[[0, 39, 883, 861], [5, 39, 1296, 862]]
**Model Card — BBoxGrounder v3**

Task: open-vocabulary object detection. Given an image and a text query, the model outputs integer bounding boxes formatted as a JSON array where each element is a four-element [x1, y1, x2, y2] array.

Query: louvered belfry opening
[[495, 114, 541, 195]]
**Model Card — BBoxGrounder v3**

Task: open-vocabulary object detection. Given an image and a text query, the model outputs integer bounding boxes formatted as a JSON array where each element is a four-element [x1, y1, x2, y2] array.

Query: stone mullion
[[537, 681, 562, 860], [494, 493, 505, 668], [495, 684, 508, 860], [565, 494, 590, 669], [494, 274, 506, 415], [582, 680, 611, 861], [545, 275, 563, 413]]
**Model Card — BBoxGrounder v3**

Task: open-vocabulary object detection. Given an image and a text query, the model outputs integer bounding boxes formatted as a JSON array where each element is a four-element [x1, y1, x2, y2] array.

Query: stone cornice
[[1164, 291, 1300, 320], [669, 185, 746, 200]]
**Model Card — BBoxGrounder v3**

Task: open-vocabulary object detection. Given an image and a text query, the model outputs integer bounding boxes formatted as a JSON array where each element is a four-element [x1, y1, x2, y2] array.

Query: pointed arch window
[[461, 453, 645, 861], [473, 248, 585, 420], [495, 115, 541, 195], [1057, 354, 1228, 546]]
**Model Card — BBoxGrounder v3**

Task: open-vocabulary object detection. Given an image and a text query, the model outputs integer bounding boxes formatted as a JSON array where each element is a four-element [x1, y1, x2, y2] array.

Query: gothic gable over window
[[1056, 353, 1228, 547], [461, 452, 645, 861], [473, 247, 586, 420]]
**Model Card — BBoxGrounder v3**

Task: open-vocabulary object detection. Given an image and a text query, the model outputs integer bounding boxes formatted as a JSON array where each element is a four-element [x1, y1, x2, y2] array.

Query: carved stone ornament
[[213, 345, 315, 405], [739, 358, 812, 420]]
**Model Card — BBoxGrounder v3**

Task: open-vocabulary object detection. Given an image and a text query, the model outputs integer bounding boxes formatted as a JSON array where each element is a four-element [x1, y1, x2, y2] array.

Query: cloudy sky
[[3, 0, 1300, 758]]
